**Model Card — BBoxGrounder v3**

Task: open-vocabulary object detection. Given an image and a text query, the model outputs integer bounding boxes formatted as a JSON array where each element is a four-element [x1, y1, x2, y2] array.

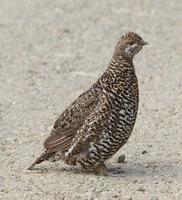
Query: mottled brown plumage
[[28, 32, 148, 175]]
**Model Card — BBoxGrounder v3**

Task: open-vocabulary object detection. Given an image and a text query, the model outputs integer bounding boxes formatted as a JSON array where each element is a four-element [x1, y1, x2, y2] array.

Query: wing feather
[[44, 127, 80, 152], [43, 89, 100, 153], [66, 96, 111, 156]]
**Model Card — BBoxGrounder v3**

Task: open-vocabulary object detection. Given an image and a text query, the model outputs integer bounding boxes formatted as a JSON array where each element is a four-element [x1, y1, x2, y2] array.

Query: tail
[[27, 151, 55, 170]]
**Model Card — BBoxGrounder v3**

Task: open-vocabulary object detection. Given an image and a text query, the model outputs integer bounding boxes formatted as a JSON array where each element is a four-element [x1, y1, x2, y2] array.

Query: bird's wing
[[65, 95, 111, 156], [53, 90, 98, 130], [44, 90, 99, 152]]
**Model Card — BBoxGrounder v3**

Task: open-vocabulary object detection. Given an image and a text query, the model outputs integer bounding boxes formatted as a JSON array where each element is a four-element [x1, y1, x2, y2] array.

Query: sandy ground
[[0, 0, 182, 199]]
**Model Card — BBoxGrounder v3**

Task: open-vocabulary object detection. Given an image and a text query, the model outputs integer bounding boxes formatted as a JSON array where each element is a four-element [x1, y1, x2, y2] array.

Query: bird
[[28, 32, 148, 176]]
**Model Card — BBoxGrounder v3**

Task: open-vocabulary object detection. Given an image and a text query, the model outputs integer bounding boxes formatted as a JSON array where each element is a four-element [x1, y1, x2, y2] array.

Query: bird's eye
[[128, 41, 135, 45]]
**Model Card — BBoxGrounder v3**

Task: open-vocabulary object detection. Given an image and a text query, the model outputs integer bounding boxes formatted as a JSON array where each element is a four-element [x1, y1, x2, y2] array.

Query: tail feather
[[27, 151, 55, 170]]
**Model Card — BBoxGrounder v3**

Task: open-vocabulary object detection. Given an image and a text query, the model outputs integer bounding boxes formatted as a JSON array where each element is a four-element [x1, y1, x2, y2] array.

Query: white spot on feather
[[124, 44, 137, 55], [65, 143, 77, 157]]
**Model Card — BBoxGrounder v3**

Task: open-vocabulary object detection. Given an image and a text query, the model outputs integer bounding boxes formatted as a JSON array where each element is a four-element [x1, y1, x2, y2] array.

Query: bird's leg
[[64, 154, 78, 166], [94, 162, 108, 176]]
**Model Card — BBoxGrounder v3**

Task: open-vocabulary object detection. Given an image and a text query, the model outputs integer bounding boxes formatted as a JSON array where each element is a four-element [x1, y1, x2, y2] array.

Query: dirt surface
[[0, 0, 182, 199]]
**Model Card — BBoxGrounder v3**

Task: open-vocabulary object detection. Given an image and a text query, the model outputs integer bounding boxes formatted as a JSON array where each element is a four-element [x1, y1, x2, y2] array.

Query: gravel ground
[[0, 0, 182, 199]]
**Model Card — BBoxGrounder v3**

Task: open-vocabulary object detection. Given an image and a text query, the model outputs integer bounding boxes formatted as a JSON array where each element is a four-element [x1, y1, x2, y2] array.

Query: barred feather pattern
[[29, 32, 147, 174], [76, 57, 139, 168]]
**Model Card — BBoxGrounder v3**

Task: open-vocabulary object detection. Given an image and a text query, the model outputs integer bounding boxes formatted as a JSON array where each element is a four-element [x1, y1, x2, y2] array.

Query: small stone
[[144, 164, 150, 168], [63, 28, 70, 33], [41, 61, 48, 66], [137, 186, 145, 192], [0, 188, 9, 193], [117, 155, 125, 163], [141, 150, 148, 154]]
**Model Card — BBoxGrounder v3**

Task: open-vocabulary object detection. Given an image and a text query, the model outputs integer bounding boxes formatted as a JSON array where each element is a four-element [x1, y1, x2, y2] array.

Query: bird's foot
[[94, 163, 108, 176], [64, 155, 77, 165]]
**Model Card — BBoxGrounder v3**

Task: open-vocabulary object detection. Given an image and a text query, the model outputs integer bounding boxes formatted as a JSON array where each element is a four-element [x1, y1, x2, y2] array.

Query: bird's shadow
[[108, 161, 182, 179], [26, 161, 182, 178]]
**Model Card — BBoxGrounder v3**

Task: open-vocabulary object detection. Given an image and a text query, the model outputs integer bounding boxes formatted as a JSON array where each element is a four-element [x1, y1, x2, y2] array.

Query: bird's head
[[114, 32, 148, 59]]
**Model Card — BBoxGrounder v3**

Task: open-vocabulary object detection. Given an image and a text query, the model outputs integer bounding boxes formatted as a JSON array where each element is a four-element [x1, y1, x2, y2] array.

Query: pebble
[[144, 164, 150, 168], [117, 155, 125, 163], [141, 150, 148, 154], [137, 186, 145, 192]]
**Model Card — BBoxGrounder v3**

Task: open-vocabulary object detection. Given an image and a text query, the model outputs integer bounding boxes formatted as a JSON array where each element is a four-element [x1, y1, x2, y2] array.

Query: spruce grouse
[[28, 32, 148, 175]]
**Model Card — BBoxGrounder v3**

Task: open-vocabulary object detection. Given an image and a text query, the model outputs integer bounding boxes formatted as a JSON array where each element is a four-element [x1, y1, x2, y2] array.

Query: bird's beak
[[140, 40, 148, 45]]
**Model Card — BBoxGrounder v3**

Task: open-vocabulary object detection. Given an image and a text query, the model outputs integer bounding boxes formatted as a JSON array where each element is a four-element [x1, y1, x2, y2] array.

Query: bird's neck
[[98, 55, 135, 88], [107, 55, 134, 73]]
